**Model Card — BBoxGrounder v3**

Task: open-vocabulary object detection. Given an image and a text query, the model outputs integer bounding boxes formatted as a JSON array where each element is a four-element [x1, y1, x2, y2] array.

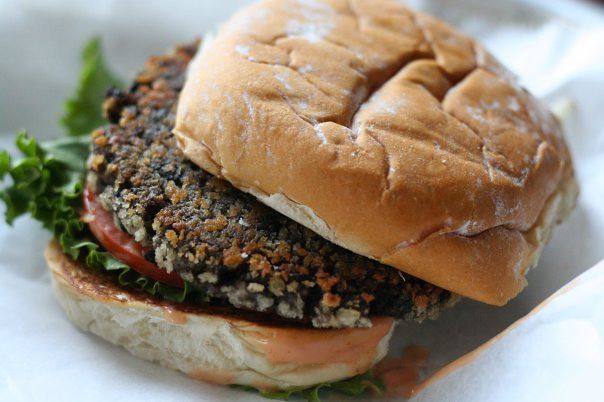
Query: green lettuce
[[0, 131, 198, 302], [233, 372, 385, 401], [0, 38, 198, 303], [60, 37, 123, 136], [0, 37, 385, 402]]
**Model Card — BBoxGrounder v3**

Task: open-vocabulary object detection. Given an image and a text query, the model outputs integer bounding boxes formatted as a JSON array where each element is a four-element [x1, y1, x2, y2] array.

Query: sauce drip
[[374, 345, 430, 398], [241, 317, 394, 366], [189, 368, 233, 385], [163, 306, 188, 325]]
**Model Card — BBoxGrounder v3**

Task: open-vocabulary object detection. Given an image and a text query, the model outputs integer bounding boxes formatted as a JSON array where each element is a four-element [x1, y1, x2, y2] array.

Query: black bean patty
[[87, 42, 457, 328]]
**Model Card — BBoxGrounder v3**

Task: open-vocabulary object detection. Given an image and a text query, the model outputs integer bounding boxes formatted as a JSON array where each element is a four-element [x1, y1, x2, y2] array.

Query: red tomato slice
[[82, 187, 184, 288]]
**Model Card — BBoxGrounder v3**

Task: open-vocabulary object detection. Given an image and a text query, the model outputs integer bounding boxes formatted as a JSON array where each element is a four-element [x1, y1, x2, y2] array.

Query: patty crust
[[88, 42, 457, 328]]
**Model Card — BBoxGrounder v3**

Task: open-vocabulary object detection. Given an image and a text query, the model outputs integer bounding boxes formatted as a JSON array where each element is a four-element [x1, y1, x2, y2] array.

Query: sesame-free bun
[[174, 0, 578, 305], [46, 242, 394, 391]]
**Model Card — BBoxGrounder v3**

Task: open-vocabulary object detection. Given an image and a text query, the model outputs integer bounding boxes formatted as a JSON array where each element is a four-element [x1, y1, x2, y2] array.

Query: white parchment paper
[[415, 260, 604, 402], [1, 1, 603, 401]]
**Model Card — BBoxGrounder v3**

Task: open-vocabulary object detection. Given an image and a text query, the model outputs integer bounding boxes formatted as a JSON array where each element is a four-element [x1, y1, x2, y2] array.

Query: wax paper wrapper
[[0, 0, 603, 401], [414, 260, 604, 401]]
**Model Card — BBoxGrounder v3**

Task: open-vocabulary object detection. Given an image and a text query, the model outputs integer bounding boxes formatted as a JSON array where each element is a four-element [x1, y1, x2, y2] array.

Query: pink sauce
[[189, 368, 233, 385], [243, 317, 394, 365], [162, 306, 188, 325], [374, 345, 430, 398]]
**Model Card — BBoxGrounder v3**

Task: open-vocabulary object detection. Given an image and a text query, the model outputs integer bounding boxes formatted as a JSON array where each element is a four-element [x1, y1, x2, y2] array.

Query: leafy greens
[[0, 38, 193, 303], [60, 37, 123, 136], [233, 371, 386, 401]]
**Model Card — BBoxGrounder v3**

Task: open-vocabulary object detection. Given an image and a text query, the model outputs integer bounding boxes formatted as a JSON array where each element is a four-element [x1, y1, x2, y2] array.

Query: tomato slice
[[82, 187, 184, 288]]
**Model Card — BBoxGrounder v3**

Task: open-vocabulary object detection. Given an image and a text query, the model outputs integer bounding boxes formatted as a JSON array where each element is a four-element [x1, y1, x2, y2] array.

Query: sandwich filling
[[86, 43, 456, 328]]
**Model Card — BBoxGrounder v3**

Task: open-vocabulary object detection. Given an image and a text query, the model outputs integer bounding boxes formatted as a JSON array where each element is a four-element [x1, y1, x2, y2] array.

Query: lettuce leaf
[[0, 131, 199, 303], [0, 38, 202, 303], [60, 37, 123, 136], [232, 372, 385, 401]]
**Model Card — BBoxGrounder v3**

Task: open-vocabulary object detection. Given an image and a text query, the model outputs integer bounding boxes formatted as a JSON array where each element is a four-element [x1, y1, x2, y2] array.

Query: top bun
[[174, 0, 577, 305]]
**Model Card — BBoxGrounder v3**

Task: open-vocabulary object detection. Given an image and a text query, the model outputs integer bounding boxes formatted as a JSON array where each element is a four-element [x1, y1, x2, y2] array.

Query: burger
[[1, 0, 578, 398]]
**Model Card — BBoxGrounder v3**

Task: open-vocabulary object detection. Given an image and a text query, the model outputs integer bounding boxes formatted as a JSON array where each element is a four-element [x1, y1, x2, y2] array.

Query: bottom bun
[[45, 241, 394, 391]]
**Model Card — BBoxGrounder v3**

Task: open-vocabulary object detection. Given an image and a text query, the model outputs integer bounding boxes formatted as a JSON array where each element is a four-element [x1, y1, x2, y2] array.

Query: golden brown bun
[[174, 0, 578, 305], [46, 242, 394, 390]]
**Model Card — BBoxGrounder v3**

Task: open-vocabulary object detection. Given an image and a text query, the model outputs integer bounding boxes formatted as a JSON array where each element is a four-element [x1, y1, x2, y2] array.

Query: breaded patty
[[87, 42, 457, 328]]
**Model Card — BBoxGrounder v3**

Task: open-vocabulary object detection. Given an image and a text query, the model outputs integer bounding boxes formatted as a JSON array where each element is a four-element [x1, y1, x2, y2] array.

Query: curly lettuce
[[0, 39, 195, 303], [0, 130, 198, 302], [60, 37, 123, 136], [0, 37, 386, 402], [233, 372, 385, 401]]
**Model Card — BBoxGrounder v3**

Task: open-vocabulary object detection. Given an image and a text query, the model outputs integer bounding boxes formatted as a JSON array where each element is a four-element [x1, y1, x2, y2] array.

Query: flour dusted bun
[[46, 242, 394, 390], [174, 0, 578, 305]]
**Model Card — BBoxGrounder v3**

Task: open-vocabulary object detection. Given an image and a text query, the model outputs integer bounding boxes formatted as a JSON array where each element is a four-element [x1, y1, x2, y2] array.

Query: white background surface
[[1, 1, 603, 401]]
